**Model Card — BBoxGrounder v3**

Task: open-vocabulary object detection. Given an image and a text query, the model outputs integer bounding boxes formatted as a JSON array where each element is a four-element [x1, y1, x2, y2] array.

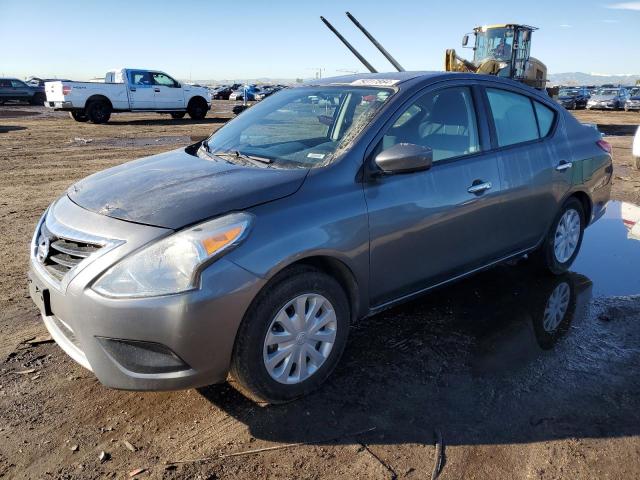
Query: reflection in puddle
[[572, 201, 640, 297]]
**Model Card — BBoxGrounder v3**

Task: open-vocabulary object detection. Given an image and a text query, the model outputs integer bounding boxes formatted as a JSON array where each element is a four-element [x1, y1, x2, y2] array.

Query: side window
[[152, 73, 177, 87], [381, 87, 480, 162], [129, 71, 152, 85], [0, 80, 12, 87], [534, 101, 555, 137], [486, 88, 538, 147], [11, 80, 27, 88]]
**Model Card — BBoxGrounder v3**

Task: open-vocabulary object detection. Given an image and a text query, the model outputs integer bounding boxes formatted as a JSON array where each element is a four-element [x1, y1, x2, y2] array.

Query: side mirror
[[462, 34, 469, 47], [374, 143, 433, 174]]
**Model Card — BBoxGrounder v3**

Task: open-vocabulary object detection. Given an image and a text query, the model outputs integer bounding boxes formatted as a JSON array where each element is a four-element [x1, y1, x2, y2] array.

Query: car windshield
[[630, 88, 640, 96], [596, 89, 619, 96], [559, 89, 579, 97], [202, 86, 393, 168]]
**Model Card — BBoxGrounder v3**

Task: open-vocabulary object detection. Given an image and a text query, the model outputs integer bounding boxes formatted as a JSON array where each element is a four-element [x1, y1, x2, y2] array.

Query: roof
[[302, 71, 444, 87], [474, 24, 538, 32]]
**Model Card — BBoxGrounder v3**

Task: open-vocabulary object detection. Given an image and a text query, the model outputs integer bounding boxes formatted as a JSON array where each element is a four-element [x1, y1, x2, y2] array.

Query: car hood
[[67, 147, 309, 230]]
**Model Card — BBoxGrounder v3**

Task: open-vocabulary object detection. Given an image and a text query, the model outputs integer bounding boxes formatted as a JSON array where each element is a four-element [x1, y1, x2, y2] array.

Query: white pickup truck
[[44, 68, 212, 124]]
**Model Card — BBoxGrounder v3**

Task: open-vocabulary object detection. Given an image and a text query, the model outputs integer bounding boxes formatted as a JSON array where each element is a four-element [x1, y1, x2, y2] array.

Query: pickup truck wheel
[[187, 98, 207, 120], [30, 93, 46, 105], [69, 111, 89, 122], [532, 198, 585, 275], [230, 266, 350, 404], [170, 112, 186, 119], [86, 100, 112, 124]]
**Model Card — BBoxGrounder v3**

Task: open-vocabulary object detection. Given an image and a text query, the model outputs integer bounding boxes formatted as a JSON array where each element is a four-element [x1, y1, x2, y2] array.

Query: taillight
[[596, 139, 612, 154], [62, 85, 71, 96]]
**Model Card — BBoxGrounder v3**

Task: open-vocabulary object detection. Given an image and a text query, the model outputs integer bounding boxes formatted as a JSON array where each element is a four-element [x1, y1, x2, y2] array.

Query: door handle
[[467, 181, 492, 194], [154, 88, 160, 92], [130, 87, 136, 92], [556, 161, 572, 171]]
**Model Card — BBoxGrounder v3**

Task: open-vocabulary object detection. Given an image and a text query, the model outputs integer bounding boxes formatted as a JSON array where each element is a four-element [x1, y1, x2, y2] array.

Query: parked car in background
[[624, 87, 640, 112], [26, 77, 72, 87], [556, 87, 590, 110], [28, 72, 612, 403], [586, 87, 629, 110], [44, 68, 211, 123], [254, 86, 284, 101], [0, 77, 46, 105], [212, 86, 234, 100], [229, 85, 261, 101], [633, 125, 640, 170]]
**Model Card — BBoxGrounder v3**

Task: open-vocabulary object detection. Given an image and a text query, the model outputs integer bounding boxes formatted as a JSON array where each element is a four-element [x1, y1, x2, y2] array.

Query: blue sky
[[1, 0, 638, 80]]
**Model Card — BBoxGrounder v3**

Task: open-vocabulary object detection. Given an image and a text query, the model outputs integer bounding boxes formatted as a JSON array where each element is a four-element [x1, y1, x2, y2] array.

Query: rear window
[[486, 88, 539, 147]]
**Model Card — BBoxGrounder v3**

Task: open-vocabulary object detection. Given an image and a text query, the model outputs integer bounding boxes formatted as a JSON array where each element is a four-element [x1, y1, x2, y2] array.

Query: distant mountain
[[548, 72, 640, 86]]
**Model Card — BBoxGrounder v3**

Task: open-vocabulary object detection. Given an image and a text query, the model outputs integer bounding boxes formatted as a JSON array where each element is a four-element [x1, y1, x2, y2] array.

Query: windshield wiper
[[211, 149, 273, 166]]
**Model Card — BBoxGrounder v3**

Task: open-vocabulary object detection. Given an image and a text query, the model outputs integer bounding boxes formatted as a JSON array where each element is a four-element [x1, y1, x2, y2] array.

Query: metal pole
[[320, 16, 377, 73], [345, 12, 405, 72]]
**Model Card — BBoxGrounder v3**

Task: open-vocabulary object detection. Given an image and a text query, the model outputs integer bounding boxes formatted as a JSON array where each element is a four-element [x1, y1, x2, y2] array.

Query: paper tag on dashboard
[[307, 153, 325, 159]]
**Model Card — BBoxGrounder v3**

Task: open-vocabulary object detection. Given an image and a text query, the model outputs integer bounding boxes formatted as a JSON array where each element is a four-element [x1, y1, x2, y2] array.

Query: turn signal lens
[[202, 226, 242, 255]]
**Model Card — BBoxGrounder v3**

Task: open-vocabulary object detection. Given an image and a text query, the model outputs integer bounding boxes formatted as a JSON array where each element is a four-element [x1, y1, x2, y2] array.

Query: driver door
[[151, 72, 185, 110], [365, 85, 508, 306]]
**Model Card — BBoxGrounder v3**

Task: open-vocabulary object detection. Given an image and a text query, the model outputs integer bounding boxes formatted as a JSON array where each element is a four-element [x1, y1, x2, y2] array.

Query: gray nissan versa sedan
[[28, 72, 613, 403]]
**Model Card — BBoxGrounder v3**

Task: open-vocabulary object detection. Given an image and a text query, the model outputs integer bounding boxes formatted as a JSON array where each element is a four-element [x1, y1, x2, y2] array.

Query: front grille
[[37, 223, 103, 282]]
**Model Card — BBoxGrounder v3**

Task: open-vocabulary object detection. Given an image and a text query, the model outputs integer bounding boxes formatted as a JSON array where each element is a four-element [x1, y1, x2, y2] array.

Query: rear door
[[150, 72, 184, 110], [483, 85, 571, 251], [0, 79, 12, 101], [365, 83, 509, 306], [126, 70, 155, 109]]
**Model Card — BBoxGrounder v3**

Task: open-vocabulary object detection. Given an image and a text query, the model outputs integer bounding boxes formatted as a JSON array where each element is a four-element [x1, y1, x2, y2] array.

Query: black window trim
[[364, 80, 491, 170], [480, 83, 559, 154]]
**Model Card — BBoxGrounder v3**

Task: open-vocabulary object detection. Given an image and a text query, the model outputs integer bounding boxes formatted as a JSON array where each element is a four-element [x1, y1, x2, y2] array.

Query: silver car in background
[[29, 72, 613, 403], [587, 87, 629, 110]]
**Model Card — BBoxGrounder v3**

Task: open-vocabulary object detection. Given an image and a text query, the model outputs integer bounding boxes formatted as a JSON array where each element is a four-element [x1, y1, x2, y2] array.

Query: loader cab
[[465, 24, 534, 81]]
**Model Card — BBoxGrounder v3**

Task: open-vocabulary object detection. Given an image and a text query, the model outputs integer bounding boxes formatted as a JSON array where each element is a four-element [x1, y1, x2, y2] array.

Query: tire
[[531, 197, 585, 275], [69, 111, 88, 122], [634, 156, 640, 170], [187, 97, 207, 120], [86, 100, 111, 124], [230, 266, 350, 404], [170, 112, 186, 119], [30, 92, 46, 105]]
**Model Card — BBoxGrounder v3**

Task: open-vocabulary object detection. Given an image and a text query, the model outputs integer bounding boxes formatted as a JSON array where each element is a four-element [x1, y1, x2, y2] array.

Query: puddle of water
[[572, 200, 640, 297]]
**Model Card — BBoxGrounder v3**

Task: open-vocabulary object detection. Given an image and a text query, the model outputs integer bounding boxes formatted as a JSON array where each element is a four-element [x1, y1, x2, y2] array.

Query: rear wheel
[[170, 112, 186, 119], [230, 266, 350, 404], [532, 197, 585, 275], [187, 97, 207, 120], [86, 100, 111, 124], [30, 92, 46, 105], [69, 111, 89, 122]]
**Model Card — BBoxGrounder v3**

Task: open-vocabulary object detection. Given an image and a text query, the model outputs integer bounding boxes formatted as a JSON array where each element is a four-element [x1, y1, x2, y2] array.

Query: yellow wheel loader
[[445, 24, 547, 89]]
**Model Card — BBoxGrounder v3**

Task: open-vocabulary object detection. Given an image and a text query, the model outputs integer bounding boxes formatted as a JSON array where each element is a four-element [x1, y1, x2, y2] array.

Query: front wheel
[[30, 92, 46, 105], [230, 266, 350, 404], [187, 98, 207, 120], [532, 197, 585, 274]]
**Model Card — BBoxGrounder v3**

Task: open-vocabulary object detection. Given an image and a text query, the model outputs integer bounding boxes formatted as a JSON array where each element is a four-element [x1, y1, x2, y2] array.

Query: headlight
[[92, 212, 252, 298]]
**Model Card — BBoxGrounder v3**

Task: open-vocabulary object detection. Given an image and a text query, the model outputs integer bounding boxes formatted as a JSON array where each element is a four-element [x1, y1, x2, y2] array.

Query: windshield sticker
[[307, 153, 326, 159], [349, 79, 401, 86]]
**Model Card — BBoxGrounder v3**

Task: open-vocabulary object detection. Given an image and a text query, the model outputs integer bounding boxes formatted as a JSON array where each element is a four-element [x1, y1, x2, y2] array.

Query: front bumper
[[587, 103, 617, 110], [625, 103, 640, 111], [28, 196, 264, 391]]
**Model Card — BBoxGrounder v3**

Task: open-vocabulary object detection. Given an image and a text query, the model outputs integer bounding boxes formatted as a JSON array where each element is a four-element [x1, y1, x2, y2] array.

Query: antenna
[[320, 16, 377, 73], [345, 12, 405, 72]]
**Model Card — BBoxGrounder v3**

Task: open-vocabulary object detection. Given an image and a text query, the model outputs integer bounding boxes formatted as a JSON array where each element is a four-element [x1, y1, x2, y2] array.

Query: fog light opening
[[97, 337, 190, 374]]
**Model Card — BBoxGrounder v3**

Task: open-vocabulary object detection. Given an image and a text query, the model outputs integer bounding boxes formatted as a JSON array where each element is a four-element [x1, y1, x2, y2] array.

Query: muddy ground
[[0, 104, 639, 479]]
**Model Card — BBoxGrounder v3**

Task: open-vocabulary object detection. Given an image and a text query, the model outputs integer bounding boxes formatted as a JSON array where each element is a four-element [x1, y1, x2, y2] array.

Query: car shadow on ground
[[0, 125, 27, 133], [106, 117, 229, 127], [597, 124, 639, 136], [199, 262, 640, 448]]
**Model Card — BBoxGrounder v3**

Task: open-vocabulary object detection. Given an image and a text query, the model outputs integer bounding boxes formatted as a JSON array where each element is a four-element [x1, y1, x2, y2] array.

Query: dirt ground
[[0, 103, 639, 479]]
